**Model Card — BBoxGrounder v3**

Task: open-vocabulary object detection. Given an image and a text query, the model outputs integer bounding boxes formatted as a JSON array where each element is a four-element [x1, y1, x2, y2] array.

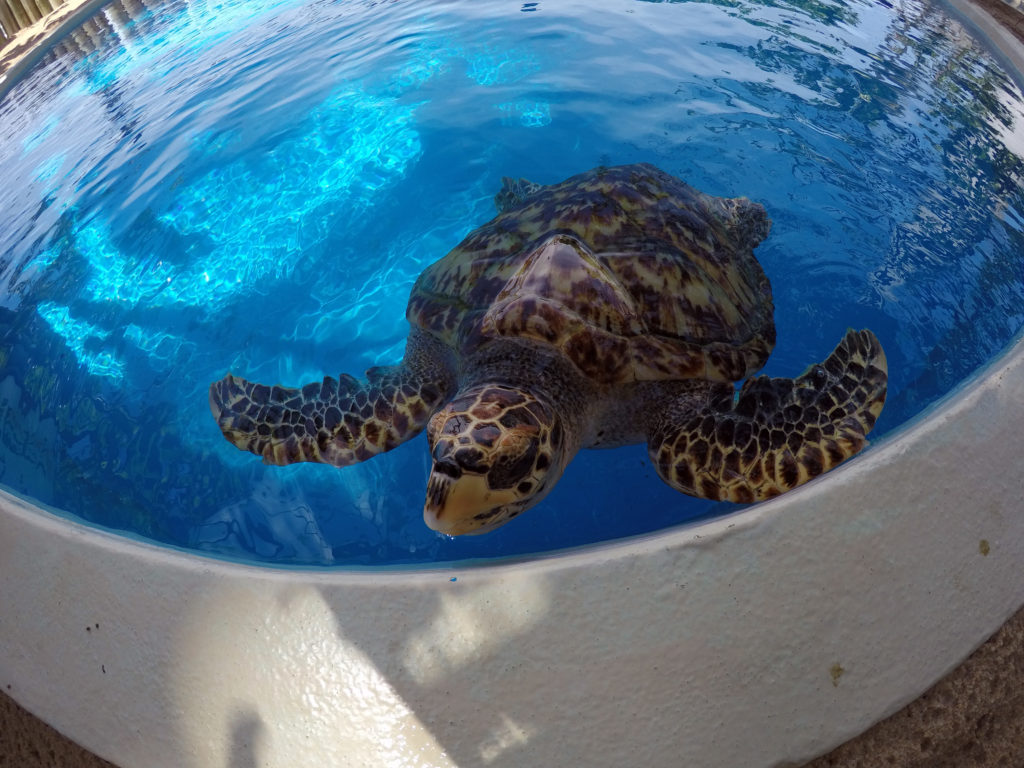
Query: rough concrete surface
[[0, 692, 115, 768]]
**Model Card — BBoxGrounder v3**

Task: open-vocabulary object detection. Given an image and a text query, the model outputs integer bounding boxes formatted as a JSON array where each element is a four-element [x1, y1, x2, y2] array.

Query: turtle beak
[[423, 460, 518, 536]]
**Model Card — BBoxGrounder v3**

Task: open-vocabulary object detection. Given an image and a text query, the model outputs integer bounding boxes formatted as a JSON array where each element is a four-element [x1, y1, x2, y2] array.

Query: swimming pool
[[1, 0, 1023, 565]]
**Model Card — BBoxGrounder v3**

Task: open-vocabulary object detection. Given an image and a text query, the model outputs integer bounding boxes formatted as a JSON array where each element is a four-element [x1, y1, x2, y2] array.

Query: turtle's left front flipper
[[649, 329, 887, 502], [210, 336, 455, 467]]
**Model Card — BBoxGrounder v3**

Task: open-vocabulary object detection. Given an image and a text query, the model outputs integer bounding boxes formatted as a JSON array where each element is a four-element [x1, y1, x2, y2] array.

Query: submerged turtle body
[[211, 163, 888, 535]]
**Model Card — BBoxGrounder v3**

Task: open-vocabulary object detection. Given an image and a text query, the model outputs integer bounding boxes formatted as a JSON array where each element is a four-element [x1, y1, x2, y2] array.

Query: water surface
[[1, 0, 1023, 564]]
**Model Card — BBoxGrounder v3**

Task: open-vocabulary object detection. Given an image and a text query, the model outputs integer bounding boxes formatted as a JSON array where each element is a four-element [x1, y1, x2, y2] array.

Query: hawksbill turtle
[[210, 163, 887, 535]]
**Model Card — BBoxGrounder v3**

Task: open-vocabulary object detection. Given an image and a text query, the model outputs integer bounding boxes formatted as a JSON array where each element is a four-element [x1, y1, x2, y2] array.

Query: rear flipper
[[649, 329, 887, 503], [210, 364, 451, 467], [494, 176, 544, 212]]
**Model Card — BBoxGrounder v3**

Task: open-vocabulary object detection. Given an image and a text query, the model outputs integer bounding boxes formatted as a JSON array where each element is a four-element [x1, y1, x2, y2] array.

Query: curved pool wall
[[2, 4, 1024, 768], [2, 331, 1024, 768]]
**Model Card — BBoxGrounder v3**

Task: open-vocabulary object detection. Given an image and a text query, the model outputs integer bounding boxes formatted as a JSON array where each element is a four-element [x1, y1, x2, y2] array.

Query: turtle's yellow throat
[[423, 471, 525, 535]]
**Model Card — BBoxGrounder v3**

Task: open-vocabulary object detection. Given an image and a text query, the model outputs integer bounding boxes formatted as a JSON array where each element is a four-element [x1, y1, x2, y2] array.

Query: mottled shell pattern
[[407, 163, 776, 385]]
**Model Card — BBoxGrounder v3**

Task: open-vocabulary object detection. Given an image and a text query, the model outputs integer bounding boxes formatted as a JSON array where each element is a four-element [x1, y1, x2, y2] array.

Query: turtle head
[[424, 384, 567, 535]]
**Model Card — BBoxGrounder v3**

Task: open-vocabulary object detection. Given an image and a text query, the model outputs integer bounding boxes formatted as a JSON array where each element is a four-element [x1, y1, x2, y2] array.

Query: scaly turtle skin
[[210, 163, 887, 535]]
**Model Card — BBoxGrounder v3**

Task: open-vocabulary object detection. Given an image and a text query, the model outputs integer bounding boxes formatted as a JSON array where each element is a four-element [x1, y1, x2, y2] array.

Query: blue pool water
[[1, 0, 1023, 565]]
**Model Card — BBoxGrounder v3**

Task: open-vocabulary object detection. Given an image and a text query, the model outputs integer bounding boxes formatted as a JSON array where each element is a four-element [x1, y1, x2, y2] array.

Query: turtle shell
[[406, 163, 776, 385]]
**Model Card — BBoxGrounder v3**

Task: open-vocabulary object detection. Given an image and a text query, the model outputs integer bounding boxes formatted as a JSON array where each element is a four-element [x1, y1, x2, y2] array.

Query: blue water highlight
[[1, 0, 1023, 565]]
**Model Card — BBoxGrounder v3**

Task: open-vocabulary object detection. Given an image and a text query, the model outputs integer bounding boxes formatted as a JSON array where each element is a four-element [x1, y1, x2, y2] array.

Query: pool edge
[[2, 339, 1022, 767]]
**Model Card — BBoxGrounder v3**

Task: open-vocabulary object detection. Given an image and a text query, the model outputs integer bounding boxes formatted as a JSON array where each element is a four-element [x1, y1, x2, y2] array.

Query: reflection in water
[[43, 83, 421, 323]]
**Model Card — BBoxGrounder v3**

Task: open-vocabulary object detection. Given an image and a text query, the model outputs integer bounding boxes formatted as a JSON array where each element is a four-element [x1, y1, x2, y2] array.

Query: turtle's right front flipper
[[210, 362, 452, 467], [649, 329, 887, 502]]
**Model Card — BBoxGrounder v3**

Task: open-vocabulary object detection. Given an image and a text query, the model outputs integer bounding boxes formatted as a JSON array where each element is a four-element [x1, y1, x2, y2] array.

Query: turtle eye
[[810, 365, 828, 386], [488, 435, 540, 490]]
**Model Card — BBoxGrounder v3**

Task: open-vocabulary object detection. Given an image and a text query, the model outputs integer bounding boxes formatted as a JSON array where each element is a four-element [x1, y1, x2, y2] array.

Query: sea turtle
[[210, 163, 887, 535]]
